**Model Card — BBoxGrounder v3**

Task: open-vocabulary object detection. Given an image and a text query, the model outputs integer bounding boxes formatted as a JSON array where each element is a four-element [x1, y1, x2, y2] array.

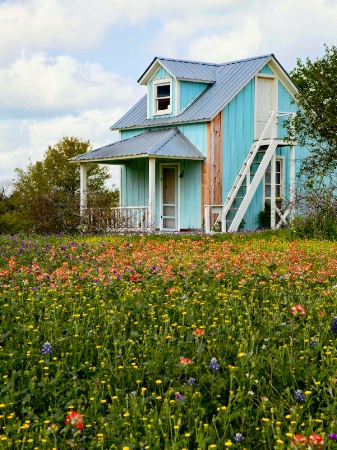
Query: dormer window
[[153, 78, 172, 115]]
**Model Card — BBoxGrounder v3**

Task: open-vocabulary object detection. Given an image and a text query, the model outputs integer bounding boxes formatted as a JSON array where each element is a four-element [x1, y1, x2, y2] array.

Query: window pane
[[157, 84, 170, 98], [163, 168, 175, 204], [276, 160, 281, 171], [163, 218, 175, 229], [265, 186, 271, 197], [163, 206, 175, 216], [265, 172, 271, 184], [157, 98, 170, 111], [276, 173, 281, 184]]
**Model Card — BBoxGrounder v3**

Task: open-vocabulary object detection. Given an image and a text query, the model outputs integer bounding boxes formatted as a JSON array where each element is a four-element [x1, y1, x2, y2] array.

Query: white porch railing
[[82, 206, 152, 232]]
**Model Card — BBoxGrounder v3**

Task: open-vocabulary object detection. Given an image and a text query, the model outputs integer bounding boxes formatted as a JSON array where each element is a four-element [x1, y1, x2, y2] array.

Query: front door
[[161, 165, 179, 231]]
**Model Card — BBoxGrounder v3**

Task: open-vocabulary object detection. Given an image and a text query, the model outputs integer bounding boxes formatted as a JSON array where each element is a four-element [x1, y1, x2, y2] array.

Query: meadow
[[1, 232, 337, 449]]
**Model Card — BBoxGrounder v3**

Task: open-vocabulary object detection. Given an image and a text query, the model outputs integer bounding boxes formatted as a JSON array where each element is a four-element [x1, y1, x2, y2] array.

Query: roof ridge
[[149, 128, 178, 155], [157, 56, 220, 67], [219, 54, 272, 66]]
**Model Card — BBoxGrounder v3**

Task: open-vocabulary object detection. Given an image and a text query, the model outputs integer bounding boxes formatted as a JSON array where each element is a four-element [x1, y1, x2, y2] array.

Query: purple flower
[[294, 390, 305, 403], [234, 433, 245, 442], [41, 341, 53, 355], [328, 433, 337, 440], [309, 339, 317, 346], [175, 393, 184, 401], [208, 357, 220, 370], [187, 377, 196, 386], [332, 316, 337, 333]]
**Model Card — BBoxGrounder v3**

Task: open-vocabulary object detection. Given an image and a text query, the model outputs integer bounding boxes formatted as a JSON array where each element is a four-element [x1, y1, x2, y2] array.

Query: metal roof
[[69, 128, 205, 163], [112, 54, 272, 130], [138, 57, 218, 84]]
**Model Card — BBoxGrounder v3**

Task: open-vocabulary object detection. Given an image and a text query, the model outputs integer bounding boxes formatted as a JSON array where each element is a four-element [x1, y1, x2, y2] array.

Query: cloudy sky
[[0, 0, 336, 187]]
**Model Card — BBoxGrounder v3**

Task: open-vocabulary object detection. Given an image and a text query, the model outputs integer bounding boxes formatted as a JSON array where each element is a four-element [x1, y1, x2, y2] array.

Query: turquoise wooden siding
[[177, 123, 207, 155], [277, 81, 298, 137], [149, 67, 176, 118], [180, 81, 209, 112], [121, 157, 202, 230], [222, 78, 260, 229], [259, 65, 274, 75], [153, 67, 171, 80], [120, 129, 145, 140], [121, 158, 148, 208]]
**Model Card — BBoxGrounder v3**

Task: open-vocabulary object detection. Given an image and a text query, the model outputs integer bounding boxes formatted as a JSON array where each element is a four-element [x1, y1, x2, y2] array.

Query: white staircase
[[220, 111, 277, 231], [204, 111, 295, 233]]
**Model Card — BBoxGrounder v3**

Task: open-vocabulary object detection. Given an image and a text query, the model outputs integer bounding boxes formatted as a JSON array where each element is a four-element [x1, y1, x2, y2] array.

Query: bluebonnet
[[208, 357, 220, 370], [187, 377, 196, 386], [332, 317, 337, 333], [294, 390, 306, 403], [309, 339, 317, 346], [234, 433, 245, 442], [41, 341, 53, 355]]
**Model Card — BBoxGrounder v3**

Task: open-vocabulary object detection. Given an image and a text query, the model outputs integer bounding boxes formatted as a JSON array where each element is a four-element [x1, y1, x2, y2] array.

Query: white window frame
[[153, 77, 172, 116], [263, 156, 284, 204]]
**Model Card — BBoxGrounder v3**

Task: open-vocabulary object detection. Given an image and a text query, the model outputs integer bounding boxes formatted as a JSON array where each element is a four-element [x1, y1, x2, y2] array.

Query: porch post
[[148, 158, 156, 229], [270, 153, 276, 229], [289, 144, 296, 222], [80, 163, 87, 217]]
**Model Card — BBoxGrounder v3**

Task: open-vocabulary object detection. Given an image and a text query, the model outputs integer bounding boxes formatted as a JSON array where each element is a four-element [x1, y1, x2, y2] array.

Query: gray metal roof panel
[[158, 57, 218, 82], [112, 54, 271, 130], [69, 128, 205, 162]]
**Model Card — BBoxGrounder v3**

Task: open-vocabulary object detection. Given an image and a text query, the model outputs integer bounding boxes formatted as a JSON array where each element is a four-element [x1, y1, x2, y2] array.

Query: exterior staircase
[[204, 111, 295, 233]]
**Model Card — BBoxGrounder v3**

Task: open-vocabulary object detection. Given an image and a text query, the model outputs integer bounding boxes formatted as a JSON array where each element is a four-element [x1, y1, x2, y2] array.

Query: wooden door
[[161, 166, 178, 231], [256, 77, 275, 139]]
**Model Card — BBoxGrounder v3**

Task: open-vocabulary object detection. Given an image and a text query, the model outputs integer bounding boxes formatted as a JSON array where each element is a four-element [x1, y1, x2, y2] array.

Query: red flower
[[179, 357, 192, 365], [290, 304, 306, 317], [193, 328, 205, 336], [291, 434, 307, 448], [308, 434, 324, 448], [65, 410, 83, 430]]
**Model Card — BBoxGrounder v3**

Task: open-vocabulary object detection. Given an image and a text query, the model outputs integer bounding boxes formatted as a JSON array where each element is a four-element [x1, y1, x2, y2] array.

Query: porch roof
[[69, 128, 205, 163]]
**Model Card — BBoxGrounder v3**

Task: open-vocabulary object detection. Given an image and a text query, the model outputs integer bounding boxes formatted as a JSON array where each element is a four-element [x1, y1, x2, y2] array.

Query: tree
[[287, 45, 337, 178], [10, 136, 119, 233]]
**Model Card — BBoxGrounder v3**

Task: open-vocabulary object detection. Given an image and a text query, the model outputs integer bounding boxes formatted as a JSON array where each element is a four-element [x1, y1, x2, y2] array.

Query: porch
[[70, 127, 205, 232]]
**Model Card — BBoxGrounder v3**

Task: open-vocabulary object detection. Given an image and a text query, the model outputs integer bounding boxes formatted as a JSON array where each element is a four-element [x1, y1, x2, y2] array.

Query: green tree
[[287, 45, 337, 178], [11, 136, 119, 234]]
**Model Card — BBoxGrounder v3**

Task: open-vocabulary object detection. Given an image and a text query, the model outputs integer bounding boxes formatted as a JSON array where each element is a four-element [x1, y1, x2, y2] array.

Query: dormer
[[138, 57, 217, 119]]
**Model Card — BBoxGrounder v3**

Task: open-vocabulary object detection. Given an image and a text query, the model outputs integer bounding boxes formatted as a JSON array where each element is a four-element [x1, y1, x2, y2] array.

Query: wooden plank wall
[[202, 111, 223, 220]]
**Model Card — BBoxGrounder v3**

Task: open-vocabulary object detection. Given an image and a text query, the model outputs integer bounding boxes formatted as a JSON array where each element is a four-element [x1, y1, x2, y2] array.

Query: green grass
[[0, 233, 337, 449]]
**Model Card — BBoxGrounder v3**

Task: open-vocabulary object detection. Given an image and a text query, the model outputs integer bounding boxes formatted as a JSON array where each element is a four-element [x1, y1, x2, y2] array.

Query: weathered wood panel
[[202, 110, 222, 220]]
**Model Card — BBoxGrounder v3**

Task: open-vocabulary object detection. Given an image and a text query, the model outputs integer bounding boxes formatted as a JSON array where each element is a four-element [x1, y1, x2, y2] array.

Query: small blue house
[[71, 54, 301, 232]]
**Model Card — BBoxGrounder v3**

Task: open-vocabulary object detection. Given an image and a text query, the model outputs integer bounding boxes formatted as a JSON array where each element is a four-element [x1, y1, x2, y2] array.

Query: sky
[[0, 0, 336, 188]]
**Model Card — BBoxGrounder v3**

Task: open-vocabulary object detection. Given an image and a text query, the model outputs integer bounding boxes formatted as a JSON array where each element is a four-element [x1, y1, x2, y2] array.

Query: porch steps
[[216, 111, 278, 231]]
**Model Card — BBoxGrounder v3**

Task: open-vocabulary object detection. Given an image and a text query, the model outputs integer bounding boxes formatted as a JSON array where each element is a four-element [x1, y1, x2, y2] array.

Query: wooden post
[[148, 158, 156, 229], [270, 153, 276, 229], [289, 144, 296, 222], [80, 163, 87, 217]]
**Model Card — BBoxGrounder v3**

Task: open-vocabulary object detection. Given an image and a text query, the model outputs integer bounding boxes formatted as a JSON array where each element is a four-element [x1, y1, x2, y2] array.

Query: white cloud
[[0, 109, 123, 185], [0, 52, 143, 112], [189, 18, 264, 63]]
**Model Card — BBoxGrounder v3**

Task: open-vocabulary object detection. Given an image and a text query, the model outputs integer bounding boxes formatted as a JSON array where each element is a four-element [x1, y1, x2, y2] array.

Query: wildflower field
[[1, 232, 337, 449]]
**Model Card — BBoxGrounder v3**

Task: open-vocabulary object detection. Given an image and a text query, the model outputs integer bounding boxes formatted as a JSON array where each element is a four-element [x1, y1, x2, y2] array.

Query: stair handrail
[[219, 111, 278, 228]]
